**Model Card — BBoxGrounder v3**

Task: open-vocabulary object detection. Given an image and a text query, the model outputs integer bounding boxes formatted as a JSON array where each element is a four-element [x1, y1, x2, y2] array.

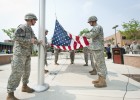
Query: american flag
[[51, 20, 89, 50]]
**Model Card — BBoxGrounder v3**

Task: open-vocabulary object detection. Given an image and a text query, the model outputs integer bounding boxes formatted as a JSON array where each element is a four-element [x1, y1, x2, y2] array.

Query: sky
[[0, 0, 140, 42]]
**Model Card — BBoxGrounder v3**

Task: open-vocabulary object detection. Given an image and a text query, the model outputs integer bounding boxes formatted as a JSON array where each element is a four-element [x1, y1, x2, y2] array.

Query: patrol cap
[[24, 13, 38, 21], [88, 16, 98, 23]]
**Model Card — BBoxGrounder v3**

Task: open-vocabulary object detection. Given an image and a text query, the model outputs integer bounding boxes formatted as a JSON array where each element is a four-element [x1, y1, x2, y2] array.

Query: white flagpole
[[34, 0, 49, 92]]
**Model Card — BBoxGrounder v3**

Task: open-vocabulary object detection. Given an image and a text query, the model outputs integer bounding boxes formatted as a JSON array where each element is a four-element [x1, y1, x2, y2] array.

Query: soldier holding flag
[[84, 16, 107, 88]]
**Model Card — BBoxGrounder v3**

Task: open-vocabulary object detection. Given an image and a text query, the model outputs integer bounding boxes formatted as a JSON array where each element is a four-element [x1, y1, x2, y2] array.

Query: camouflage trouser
[[70, 50, 75, 63], [83, 47, 95, 69], [54, 49, 60, 63], [83, 47, 89, 64], [89, 50, 95, 69], [92, 50, 107, 78], [44, 52, 48, 66], [7, 55, 31, 93]]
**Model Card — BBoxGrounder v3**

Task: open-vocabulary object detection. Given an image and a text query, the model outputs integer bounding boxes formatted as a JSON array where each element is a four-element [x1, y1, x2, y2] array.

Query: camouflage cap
[[88, 16, 98, 23], [24, 13, 38, 21]]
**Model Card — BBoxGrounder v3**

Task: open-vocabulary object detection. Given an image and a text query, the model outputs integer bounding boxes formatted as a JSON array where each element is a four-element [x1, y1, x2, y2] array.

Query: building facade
[[104, 32, 140, 47], [0, 41, 13, 54]]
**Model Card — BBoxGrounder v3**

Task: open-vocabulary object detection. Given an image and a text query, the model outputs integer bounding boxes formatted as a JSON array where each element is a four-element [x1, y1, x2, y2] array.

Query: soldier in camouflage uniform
[[83, 47, 89, 66], [88, 50, 97, 75], [84, 16, 107, 88], [54, 48, 61, 65], [6, 13, 42, 100], [70, 50, 75, 64], [44, 29, 49, 73], [83, 46, 97, 75]]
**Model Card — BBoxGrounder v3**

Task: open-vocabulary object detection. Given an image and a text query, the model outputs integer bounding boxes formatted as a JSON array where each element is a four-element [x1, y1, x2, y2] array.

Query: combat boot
[[6, 92, 19, 100], [83, 64, 88, 66], [92, 77, 100, 84], [94, 76, 107, 88], [90, 69, 97, 75], [44, 69, 49, 74], [55, 63, 59, 65], [70, 61, 74, 64], [89, 70, 93, 73], [22, 84, 35, 93]]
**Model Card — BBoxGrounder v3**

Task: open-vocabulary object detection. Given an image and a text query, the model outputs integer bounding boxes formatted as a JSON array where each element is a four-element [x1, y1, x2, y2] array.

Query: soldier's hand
[[34, 40, 43, 45], [82, 33, 85, 36]]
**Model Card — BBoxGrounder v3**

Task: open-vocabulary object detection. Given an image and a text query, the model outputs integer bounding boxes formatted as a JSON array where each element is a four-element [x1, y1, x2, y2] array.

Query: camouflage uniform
[[83, 47, 95, 69], [7, 24, 37, 93], [83, 47, 89, 65], [54, 48, 60, 64], [70, 50, 75, 64], [89, 50, 95, 70], [130, 41, 140, 54], [85, 24, 107, 78], [44, 36, 48, 66]]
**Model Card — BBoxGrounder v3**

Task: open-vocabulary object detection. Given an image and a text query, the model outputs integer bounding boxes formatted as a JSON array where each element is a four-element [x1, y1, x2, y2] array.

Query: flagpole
[[34, 0, 49, 92]]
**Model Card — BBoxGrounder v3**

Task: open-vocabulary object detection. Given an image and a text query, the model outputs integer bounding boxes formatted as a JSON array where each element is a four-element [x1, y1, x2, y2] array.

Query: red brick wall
[[0, 54, 13, 65], [124, 54, 140, 68]]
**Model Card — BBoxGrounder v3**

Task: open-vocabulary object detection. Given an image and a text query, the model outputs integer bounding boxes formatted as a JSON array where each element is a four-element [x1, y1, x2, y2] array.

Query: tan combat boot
[[90, 69, 97, 75], [94, 76, 107, 88], [22, 84, 35, 93], [92, 77, 100, 84], [6, 92, 19, 100], [83, 64, 88, 66], [55, 63, 59, 65], [44, 69, 49, 74], [89, 70, 93, 73]]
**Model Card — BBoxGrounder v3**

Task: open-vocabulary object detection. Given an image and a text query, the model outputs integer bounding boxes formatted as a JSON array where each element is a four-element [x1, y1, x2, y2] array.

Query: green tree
[[2, 28, 16, 40], [119, 19, 140, 40], [79, 28, 90, 36]]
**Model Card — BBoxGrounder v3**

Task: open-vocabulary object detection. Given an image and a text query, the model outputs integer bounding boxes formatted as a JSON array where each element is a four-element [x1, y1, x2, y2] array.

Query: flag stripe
[[51, 20, 89, 50]]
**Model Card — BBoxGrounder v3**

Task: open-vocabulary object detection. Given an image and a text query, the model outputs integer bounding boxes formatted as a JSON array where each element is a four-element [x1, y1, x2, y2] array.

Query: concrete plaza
[[0, 53, 140, 100]]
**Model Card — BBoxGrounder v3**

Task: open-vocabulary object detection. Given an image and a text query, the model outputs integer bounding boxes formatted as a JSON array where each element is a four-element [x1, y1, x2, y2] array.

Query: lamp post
[[112, 25, 118, 47]]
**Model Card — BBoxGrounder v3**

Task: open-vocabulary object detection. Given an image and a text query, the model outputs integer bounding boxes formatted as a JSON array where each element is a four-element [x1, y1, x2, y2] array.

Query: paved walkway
[[0, 53, 140, 100]]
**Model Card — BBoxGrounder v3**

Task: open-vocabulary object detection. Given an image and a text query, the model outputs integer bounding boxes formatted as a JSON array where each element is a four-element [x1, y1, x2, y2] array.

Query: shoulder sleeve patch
[[14, 27, 25, 37]]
